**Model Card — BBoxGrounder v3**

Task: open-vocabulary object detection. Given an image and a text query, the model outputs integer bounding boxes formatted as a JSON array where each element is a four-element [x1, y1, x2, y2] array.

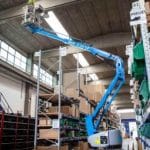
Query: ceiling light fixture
[[45, 11, 98, 81], [89, 73, 99, 81], [45, 11, 69, 39], [117, 109, 135, 113], [73, 53, 89, 67]]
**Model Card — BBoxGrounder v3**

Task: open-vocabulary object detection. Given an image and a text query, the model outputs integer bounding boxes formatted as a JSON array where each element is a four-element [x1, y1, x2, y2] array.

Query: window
[[7, 53, 15, 64], [0, 40, 54, 86], [1, 42, 8, 51], [0, 40, 27, 72], [9, 47, 15, 55], [0, 49, 7, 60], [33, 64, 53, 87]]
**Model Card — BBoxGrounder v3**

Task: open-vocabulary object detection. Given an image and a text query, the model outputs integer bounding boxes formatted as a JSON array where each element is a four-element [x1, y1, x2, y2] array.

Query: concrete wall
[[0, 74, 36, 117], [0, 74, 25, 113], [30, 88, 36, 117]]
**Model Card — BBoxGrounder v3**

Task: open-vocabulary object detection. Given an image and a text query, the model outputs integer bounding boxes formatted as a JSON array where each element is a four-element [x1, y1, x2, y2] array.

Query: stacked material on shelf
[[48, 106, 74, 116], [130, 2, 150, 149], [145, 1, 150, 26], [38, 93, 87, 148], [64, 83, 105, 114], [139, 79, 149, 108], [37, 144, 69, 150], [38, 116, 87, 140], [139, 123, 150, 139], [0, 112, 35, 150], [131, 42, 145, 80], [81, 84, 104, 102], [39, 94, 80, 118], [37, 141, 90, 150]]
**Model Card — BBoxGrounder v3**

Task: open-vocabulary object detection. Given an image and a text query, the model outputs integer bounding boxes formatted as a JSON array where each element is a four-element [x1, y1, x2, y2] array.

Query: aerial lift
[[23, 3, 125, 148]]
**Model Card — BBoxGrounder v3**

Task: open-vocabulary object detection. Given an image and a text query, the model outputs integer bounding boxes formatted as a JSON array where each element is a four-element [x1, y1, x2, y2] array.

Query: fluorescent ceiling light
[[73, 53, 89, 67], [73, 53, 99, 81], [89, 74, 99, 81], [45, 11, 69, 39], [45, 12, 98, 81], [117, 109, 134, 113]]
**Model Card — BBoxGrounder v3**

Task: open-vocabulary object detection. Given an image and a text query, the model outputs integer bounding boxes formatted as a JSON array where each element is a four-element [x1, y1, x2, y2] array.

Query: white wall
[[0, 75, 25, 113], [0, 73, 50, 117], [0, 74, 37, 117], [30, 88, 36, 117], [119, 112, 136, 120]]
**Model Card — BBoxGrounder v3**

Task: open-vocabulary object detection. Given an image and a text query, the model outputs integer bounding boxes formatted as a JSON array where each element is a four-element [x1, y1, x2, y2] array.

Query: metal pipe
[[34, 50, 41, 149], [58, 47, 62, 150], [77, 53, 80, 97]]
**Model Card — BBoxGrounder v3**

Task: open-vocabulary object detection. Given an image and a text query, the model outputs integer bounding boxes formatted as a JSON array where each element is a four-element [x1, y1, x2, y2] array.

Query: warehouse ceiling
[[0, 0, 134, 109]]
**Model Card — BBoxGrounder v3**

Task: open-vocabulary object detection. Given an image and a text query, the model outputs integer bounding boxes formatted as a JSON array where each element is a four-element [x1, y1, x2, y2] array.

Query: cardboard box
[[82, 84, 104, 102], [39, 118, 51, 126], [48, 106, 73, 116], [79, 142, 89, 150], [64, 88, 78, 99], [145, 1, 150, 14], [64, 84, 105, 102], [39, 129, 58, 139], [145, 2, 150, 26], [137, 140, 143, 150], [37, 145, 68, 150], [79, 97, 91, 114], [73, 147, 80, 150]]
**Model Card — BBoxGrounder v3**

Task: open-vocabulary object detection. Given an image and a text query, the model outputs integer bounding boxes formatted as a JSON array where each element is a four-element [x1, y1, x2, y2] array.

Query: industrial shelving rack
[[37, 93, 87, 149], [128, 0, 150, 149], [34, 47, 90, 150], [0, 112, 35, 150]]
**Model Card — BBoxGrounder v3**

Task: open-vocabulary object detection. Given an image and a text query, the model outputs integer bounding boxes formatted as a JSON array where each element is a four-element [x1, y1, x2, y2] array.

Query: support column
[[24, 82, 32, 116], [26, 53, 34, 75]]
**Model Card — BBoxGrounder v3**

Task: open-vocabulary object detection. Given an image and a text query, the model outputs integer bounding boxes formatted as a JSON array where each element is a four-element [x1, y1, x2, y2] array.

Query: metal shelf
[[38, 136, 87, 143], [38, 112, 79, 121]]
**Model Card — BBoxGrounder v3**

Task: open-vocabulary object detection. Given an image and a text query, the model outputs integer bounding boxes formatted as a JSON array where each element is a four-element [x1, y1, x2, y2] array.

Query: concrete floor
[[122, 138, 138, 150], [97, 138, 138, 150]]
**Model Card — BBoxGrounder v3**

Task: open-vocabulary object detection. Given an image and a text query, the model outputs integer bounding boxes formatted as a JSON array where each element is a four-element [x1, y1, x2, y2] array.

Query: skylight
[[45, 11, 98, 81], [45, 11, 69, 39], [117, 109, 135, 113], [89, 73, 99, 81], [73, 53, 98, 81], [73, 53, 89, 67]]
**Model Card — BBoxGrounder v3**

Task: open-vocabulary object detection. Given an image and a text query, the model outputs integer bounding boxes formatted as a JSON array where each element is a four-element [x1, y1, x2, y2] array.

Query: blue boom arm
[[24, 23, 125, 136]]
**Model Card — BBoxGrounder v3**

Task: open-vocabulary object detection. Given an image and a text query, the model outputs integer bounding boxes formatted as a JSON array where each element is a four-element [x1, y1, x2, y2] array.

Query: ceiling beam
[[113, 101, 131, 106], [115, 95, 130, 100], [115, 104, 133, 109], [0, 0, 80, 22], [63, 63, 127, 75], [114, 103, 133, 107], [0, 59, 52, 93], [89, 76, 130, 86], [40, 32, 131, 58], [63, 61, 128, 74], [78, 63, 114, 74]]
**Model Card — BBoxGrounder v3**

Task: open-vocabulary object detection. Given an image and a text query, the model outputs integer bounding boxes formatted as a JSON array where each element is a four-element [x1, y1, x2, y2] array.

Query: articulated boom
[[23, 5, 125, 140]]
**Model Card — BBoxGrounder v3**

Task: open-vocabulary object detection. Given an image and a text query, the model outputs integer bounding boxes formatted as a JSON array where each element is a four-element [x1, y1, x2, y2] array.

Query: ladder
[[0, 92, 13, 113]]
